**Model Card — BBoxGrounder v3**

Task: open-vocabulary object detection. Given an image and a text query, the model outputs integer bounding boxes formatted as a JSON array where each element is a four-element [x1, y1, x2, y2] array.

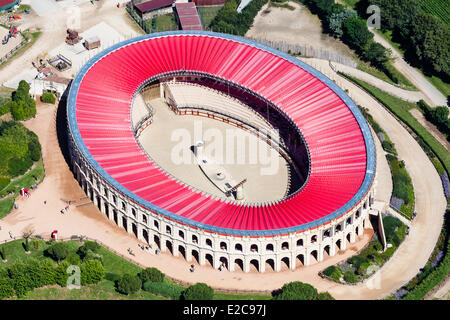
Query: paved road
[[370, 28, 447, 107]]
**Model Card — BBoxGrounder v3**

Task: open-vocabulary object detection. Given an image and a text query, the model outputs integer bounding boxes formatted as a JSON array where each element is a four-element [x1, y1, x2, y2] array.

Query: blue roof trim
[[67, 31, 376, 237]]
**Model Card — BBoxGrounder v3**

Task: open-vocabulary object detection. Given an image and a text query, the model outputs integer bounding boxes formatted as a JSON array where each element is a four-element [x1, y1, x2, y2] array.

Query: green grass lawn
[[0, 239, 272, 300], [342, 74, 450, 176], [145, 14, 178, 32], [198, 6, 223, 29]]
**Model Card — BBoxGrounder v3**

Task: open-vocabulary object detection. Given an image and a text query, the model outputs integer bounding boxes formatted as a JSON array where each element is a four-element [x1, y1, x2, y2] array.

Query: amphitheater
[[67, 31, 376, 273]]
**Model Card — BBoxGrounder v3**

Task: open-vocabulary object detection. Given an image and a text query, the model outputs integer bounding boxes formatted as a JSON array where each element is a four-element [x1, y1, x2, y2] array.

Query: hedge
[[143, 280, 183, 300], [402, 240, 450, 300]]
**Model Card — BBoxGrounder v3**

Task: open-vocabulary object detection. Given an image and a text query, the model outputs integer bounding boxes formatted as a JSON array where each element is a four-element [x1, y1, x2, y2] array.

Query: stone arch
[[280, 257, 290, 270], [265, 259, 275, 271], [266, 243, 274, 252], [165, 225, 172, 235], [205, 253, 214, 267], [154, 235, 160, 249], [281, 242, 289, 250], [310, 250, 318, 263], [234, 258, 244, 271], [143, 229, 149, 244], [206, 238, 213, 248], [178, 230, 185, 240], [154, 220, 159, 230], [296, 254, 304, 267], [336, 239, 342, 251], [178, 245, 186, 259], [122, 217, 128, 232], [113, 210, 118, 225], [166, 240, 173, 254], [192, 250, 200, 264], [346, 232, 352, 243], [219, 256, 228, 270], [311, 235, 317, 244], [235, 243, 243, 252], [323, 245, 331, 257], [219, 241, 227, 250], [249, 259, 259, 272], [192, 234, 198, 244], [296, 239, 304, 247], [132, 223, 138, 238]]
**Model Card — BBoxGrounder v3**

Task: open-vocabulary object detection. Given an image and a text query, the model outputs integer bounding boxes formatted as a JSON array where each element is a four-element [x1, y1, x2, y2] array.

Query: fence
[[245, 37, 357, 68], [0, 34, 26, 64], [0, 235, 273, 295]]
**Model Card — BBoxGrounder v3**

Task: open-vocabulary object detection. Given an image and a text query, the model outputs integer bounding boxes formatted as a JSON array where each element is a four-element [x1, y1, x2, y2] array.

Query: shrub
[[116, 274, 142, 295], [77, 241, 100, 259], [65, 252, 82, 265], [143, 281, 183, 300], [138, 267, 165, 284], [40, 92, 56, 104], [8, 260, 36, 297], [343, 271, 359, 283], [182, 283, 214, 300], [273, 281, 318, 300], [45, 242, 69, 262], [357, 262, 370, 276], [80, 259, 104, 285], [39, 259, 56, 286], [82, 250, 104, 265], [54, 261, 71, 287], [323, 265, 342, 282], [317, 292, 335, 300], [0, 276, 14, 300]]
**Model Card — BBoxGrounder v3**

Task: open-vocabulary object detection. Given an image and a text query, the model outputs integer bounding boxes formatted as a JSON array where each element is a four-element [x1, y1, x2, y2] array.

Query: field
[[418, 0, 450, 25]]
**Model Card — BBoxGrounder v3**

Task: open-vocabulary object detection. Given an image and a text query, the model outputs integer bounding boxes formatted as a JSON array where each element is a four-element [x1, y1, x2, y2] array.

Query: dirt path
[[330, 62, 424, 102], [370, 28, 447, 107], [245, 1, 357, 62]]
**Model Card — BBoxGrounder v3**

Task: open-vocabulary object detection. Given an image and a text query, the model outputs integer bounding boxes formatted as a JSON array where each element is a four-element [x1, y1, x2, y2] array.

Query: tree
[[328, 8, 356, 38], [182, 283, 214, 300], [116, 274, 142, 295], [54, 261, 71, 287], [77, 241, 101, 259], [363, 42, 391, 66], [0, 276, 14, 300], [317, 292, 335, 300], [342, 16, 373, 51], [273, 281, 319, 300], [80, 260, 104, 285], [40, 92, 56, 104], [138, 267, 165, 284], [45, 242, 69, 262]]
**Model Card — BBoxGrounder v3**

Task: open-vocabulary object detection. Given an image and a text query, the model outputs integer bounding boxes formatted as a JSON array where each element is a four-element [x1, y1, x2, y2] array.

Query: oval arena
[[67, 31, 376, 273]]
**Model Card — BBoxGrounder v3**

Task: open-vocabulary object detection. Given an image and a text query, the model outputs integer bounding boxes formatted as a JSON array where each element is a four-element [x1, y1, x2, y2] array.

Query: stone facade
[[69, 138, 374, 273]]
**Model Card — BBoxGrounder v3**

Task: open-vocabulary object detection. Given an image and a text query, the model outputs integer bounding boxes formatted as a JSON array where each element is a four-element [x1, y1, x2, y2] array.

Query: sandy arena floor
[[137, 98, 291, 203]]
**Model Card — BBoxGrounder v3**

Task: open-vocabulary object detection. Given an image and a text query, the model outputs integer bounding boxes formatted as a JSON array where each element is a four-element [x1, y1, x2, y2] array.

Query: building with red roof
[[174, 2, 202, 31]]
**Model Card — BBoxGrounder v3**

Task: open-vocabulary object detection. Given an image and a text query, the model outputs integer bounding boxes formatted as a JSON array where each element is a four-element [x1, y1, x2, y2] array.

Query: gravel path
[[370, 28, 447, 107]]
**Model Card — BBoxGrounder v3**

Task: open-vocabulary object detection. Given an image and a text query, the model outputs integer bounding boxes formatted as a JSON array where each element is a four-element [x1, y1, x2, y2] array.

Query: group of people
[[138, 243, 152, 252], [59, 200, 73, 215]]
